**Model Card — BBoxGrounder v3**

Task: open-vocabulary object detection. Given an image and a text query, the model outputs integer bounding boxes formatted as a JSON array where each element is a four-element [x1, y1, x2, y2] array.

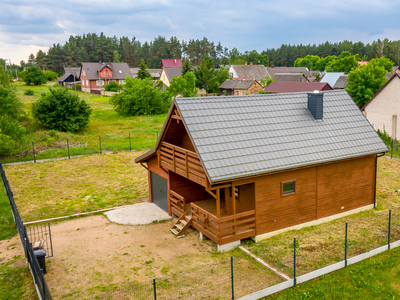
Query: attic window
[[105, 70, 109, 75], [119, 70, 122, 74], [282, 181, 295, 196]]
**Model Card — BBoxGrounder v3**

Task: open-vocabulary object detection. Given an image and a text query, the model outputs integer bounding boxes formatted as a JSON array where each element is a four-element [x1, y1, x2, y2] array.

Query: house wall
[[99, 67, 112, 78], [246, 82, 263, 95], [169, 172, 209, 203], [364, 76, 400, 140], [160, 70, 170, 87], [147, 156, 169, 212], [236, 183, 255, 213], [254, 155, 376, 236]]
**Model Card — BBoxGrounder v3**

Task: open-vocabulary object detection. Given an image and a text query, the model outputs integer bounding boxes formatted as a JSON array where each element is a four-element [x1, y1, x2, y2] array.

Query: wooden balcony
[[190, 203, 256, 245], [159, 141, 206, 186]]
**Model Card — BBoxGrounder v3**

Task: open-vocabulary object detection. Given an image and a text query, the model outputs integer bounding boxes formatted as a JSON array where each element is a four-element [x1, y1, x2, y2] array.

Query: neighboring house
[[159, 67, 182, 87], [229, 64, 269, 81], [57, 73, 79, 88], [265, 67, 320, 78], [219, 79, 263, 95], [320, 72, 345, 88], [130, 68, 161, 80], [392, 66, 400, 72], [361, 73, 400, 141], [358, 61, 368, 67], [272, 73, 309, 83], [135, 90, 387, 251], [264, 82, 333, 93], [332, 75, 348, 89], [64, 67, 81, 80], [80, 62, 132, 93], [161, 59, 183, 68]]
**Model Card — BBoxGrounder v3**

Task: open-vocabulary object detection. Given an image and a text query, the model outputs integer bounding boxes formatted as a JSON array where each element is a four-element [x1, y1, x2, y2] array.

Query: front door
[[151, 172, 168, 212]]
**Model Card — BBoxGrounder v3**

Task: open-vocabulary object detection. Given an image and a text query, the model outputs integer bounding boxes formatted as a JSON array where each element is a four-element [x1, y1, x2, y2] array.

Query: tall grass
[[377, 129, 400, 159], [0, 185, 17, 240]]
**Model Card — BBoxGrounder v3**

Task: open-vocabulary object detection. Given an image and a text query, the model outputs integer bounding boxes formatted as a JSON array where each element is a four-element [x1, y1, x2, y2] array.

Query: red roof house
[[161, 59, 183, 68], [264, 82, 333, 93]]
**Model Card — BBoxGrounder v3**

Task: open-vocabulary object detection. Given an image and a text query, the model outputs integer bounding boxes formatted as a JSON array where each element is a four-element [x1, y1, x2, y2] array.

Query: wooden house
[[135, 90, 387, 251], [219, 79, 263, 95]]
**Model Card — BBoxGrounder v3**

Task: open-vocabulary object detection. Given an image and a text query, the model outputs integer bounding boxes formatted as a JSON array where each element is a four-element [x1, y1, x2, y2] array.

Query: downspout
[[374, 153, 386, 208]]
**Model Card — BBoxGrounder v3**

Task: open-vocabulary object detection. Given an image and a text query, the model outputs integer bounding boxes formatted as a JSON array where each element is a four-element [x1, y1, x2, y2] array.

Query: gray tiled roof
[[231, 65, 268, 80], [81, 62, 132, 80], [64, 67, 81, 79], [219, 79, 257, 90], [333, 75, 348, 89], [272, 73, 309, 82], [175, 90, 388, 183], [164, 67, 183, 82]]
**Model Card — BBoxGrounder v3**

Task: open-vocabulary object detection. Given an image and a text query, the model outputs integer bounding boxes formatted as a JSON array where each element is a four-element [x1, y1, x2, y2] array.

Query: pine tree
[[137, 59, 151, 80]]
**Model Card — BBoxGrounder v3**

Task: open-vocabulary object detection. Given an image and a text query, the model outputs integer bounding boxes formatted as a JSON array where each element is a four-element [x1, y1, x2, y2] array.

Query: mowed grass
[[0, 257, 37, 300], [2, 81, 166, 163], [244, 157, 400, 277], [3, 151, 149, 222], [268, 245, 400, 299], [0, 186, 17, 240]]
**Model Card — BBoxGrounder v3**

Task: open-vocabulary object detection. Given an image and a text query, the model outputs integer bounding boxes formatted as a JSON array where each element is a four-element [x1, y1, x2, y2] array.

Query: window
[[96, 80, 104, 86], [282, 181, 295, 195], [83, 70, 86, 76], [236, 91, 238, 95], [105, 69, 109, 75], [242, 91, 245, 95], [235, 186, 239, 201], [86, 80, 89, 86]]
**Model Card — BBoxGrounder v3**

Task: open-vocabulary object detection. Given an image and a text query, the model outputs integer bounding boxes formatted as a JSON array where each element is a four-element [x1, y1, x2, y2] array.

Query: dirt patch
[[0, 215, 282, 299]]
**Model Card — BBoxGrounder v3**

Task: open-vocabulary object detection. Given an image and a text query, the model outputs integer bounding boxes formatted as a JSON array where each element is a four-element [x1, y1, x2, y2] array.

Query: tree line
[[13, 34, 400, 75]]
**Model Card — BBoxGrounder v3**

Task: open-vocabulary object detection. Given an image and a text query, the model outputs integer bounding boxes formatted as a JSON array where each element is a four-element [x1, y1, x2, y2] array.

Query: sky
[[1, 0, 400, 65]]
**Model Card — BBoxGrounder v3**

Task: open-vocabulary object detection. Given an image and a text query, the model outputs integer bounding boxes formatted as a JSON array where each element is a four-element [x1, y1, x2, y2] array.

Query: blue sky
[[1, 0, 399, 65]]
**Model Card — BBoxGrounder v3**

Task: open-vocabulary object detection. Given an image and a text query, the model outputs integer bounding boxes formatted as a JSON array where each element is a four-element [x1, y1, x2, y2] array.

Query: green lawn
[[2, 81, 166, 163], [0, 185, 16, 241], [268, 245, 400, 299]]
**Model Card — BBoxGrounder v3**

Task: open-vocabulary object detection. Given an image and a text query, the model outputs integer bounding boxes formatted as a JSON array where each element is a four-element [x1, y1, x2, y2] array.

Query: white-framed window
[[83, 70, 86, 76], [96, 80, 104, 86], [242, 91, 245, 95], [119, 80, 125, 85], [86, 80, 89, 86], [105, 69, 109, 76]]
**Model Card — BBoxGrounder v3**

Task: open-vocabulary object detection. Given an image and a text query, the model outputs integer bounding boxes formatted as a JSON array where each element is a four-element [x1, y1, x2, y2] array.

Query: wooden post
[[217, 188, 221, 218], [232, 184, 236, 235]]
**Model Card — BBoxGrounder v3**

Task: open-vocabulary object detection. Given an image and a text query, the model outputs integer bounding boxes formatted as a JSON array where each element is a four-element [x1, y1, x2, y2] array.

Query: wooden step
[[180, 220, 188, 226], [170, 228, 179, 235], [175, 224, 184, 231]]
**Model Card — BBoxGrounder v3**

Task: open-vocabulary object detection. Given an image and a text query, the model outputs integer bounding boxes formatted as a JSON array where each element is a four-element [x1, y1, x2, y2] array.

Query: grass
[[2, 81, 166, 163], [3, 151, 149, 222], [268, 245, 400, 299], [243, 157, 400, 278], [0, 185, 17, 240], [0, 256, 37, 300]]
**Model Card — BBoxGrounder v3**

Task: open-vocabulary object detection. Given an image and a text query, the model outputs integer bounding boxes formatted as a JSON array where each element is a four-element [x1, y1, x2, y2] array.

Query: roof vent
[[307, 91, 323, 120]]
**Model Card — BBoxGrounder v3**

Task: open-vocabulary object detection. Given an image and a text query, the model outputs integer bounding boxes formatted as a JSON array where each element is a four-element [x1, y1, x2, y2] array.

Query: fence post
[[231, 256, 234, 300], [32, 142, 36, 163], [48, 222, 53, 257], [99, 136, 102, 154], [153, 279, 157, 300], [129, 133, 132, 152], [345, 222, 348, 267], [391, 138, 394, 159], [293, 238, 296, 287], [67, 138, 70, 159], [42, 269, 46, 300], [388, 209, 392, 250]]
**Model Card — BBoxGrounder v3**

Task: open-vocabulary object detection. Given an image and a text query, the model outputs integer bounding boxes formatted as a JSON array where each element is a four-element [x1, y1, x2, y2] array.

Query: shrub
[[0, 115, 26, 142], [32, 88, 92, 132], [0, 87, 24, 118], [23, 66, 47, 86], [110, 77, 170, 116], [0, 134, 16, 156], [44, 70, 58, 81], [104, 81, 122, 92], [24, 89, 34, 96]]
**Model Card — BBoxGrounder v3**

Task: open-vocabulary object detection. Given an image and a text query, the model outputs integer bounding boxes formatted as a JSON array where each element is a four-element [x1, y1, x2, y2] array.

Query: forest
[[3, 34, 400, 75]]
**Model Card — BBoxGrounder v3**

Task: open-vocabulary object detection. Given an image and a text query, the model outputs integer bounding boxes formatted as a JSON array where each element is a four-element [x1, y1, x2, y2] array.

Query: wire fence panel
[[0, 162, 53, 300]]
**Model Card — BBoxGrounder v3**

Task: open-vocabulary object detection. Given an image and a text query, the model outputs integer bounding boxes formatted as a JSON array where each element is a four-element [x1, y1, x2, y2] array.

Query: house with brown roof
[[272, 73, 309, 83], [264, 82, 333, 93], [161, 59, 183, 68], [362, 73, 400, 141], [228, 64, 269, 81], [219, 79, 263, 95], [80, 62, 132, 93], [160, 67, 182, 87]]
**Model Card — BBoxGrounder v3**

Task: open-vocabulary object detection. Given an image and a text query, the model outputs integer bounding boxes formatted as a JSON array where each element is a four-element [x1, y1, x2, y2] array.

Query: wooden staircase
[[170, 212, 192, 237]]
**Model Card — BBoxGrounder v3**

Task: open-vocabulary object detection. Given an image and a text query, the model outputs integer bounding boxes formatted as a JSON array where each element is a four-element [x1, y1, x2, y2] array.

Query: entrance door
[[151, 172, 168, 212]]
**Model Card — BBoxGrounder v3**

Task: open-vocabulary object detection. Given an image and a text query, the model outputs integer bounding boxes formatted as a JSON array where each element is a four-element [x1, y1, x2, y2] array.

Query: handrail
[[170, 190, 185, 214]]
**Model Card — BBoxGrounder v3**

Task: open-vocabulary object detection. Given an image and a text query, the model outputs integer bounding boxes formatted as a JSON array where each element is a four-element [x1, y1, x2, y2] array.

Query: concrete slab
[[217, 240, 240, 253], [105, 202, 172, 226]]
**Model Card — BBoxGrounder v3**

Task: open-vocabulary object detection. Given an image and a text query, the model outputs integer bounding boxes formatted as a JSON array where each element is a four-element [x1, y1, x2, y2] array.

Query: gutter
[[374, 152, 386, 208]]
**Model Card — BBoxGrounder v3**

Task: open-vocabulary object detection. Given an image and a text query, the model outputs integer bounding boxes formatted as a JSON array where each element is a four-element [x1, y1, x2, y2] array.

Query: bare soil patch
[[0, 215, 282, 299]]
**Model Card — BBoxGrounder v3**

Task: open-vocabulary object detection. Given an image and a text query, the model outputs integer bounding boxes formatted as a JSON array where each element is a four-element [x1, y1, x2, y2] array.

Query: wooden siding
[[317, 155, 375, 218], [255, 167, 317, 235], [169, 172, 208, 203], [236, 183, 255, 214]]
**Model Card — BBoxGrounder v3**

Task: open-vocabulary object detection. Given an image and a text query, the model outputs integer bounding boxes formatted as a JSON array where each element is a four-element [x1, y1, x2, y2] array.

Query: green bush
[[32, 88, 92, 132], [110, 77, 170, 116], [104, 81, 122, 92], [44, 70, 58, 81], [0, 87, 24, 118], [24, 89, 34, 96], [23, 66, 47, 86], [0, 115, 26, 142], [0, 134, 16, 156]]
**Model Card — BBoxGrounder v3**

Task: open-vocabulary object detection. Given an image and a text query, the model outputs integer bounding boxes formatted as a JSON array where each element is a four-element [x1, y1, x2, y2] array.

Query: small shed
[[272, 73, 309, 82], [57, 73, 77, 87], [219, 79, 263, 95]]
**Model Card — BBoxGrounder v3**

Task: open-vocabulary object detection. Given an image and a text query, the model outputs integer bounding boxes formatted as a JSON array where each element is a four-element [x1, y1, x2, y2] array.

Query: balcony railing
[[159, 141, 206, 186], [190, 203, 255, 245]]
